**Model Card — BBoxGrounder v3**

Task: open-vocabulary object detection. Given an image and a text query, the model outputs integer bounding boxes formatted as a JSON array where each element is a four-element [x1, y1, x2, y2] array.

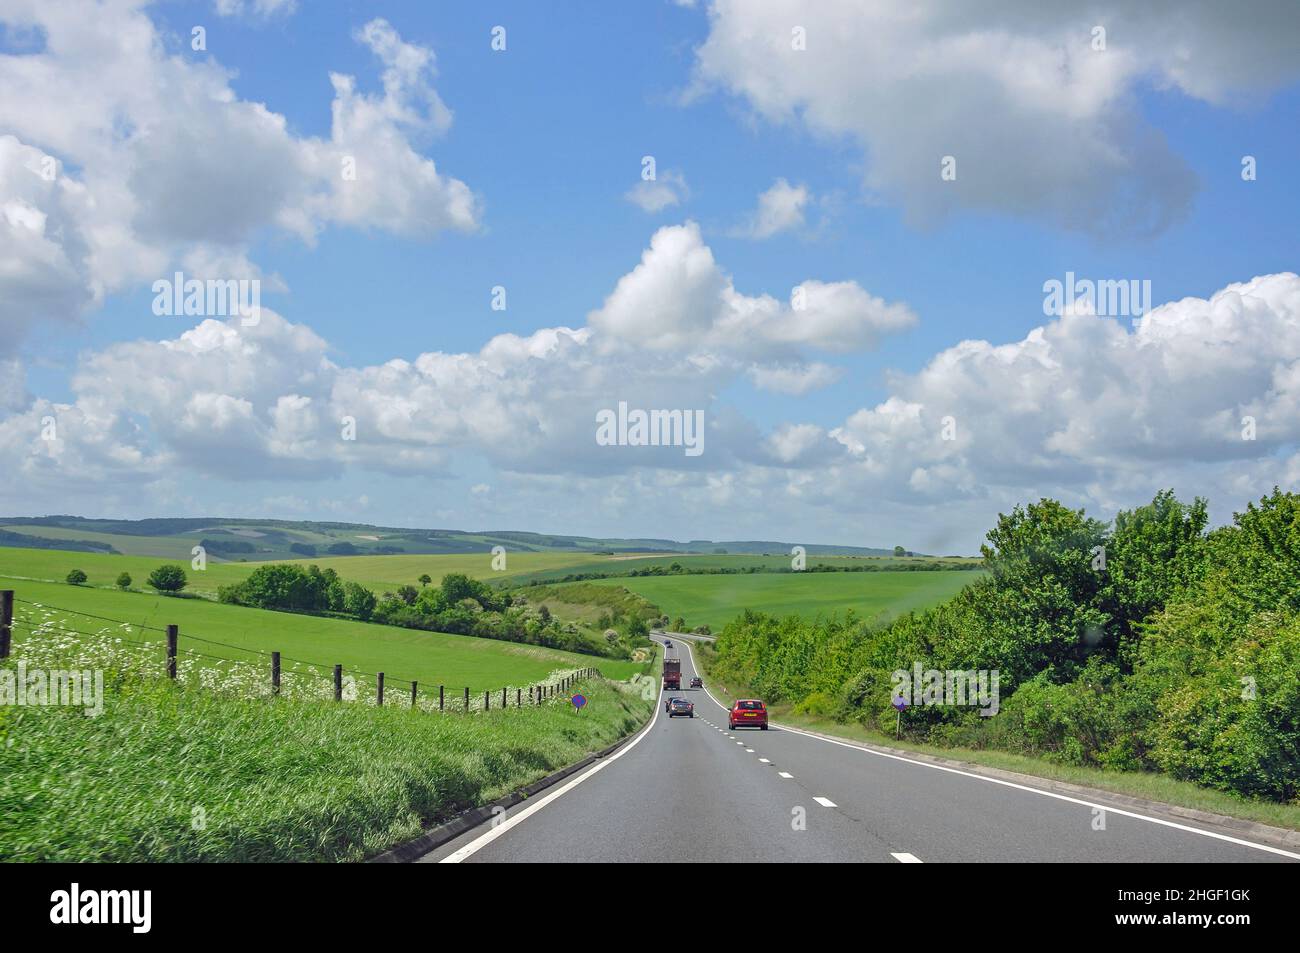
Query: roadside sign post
[[892, 695, 908, 739]]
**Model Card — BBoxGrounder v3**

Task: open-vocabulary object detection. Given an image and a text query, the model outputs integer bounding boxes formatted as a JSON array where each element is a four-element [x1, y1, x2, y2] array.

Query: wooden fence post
[[484, 689, 490, 710], [271, 651, 280, 695], [334, 664, 342, 701], [377, 672, 384, 706], [516, 688, 521, 707], [0, 589, 13, 660], [166, 624, 178, 679], [501, 687, 506, 708], [411, 680, 418, 707], [439, 685, 445, 711]]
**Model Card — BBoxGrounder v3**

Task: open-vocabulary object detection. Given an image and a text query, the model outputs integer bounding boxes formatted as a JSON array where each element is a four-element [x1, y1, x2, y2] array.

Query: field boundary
[[3, 588, 595, 713]]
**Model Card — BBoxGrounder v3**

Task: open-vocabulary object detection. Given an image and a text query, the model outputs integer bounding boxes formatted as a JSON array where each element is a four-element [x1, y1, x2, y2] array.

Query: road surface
[[422, 637, 1298, 863]]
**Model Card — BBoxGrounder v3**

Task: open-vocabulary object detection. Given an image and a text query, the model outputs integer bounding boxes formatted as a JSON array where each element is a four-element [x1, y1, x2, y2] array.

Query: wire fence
[[0, 589, 599, 714]]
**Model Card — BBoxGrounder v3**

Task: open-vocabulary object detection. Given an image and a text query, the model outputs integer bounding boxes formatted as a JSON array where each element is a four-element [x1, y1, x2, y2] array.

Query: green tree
[[396, 584, 419, 605], [66, 569, 87, 585], [1201, 487, 1300, 634], [115, 572, 132, 589], [343, 582, 377, 621], [238, 564, 313, 610], [1099, 489, 1208, 658], [147, 564, 188, 593], [893, 545, 907, 557], [961, 498, 1109, 685], [418, 574, 432, 587]]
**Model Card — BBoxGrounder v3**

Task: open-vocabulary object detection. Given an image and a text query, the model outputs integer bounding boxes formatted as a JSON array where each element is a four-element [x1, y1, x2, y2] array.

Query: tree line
[[708, 488, 1300, 802]]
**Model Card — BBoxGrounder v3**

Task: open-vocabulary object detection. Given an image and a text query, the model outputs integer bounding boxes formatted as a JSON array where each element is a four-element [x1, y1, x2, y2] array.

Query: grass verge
[[0, 667, 654, 862]]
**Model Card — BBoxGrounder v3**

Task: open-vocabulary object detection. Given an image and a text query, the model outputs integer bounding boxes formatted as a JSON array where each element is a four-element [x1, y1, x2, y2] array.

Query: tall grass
[[0, 614, 654, 861]]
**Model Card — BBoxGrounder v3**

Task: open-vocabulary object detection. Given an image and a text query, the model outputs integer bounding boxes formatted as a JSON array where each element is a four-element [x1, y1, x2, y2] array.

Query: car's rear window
[[737, 700, 765, 710]]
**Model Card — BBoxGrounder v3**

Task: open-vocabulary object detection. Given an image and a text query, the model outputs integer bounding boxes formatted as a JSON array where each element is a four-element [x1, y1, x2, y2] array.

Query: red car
[[729, 699, 768, 730]]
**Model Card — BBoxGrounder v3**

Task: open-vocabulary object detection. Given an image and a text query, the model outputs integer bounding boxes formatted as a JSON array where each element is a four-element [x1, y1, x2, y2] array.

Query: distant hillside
[[0, 515, 911, 561], [0, 527, 118, 554]]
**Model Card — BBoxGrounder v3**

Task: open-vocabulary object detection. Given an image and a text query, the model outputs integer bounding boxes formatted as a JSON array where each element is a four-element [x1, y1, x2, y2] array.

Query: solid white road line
[[813, 796, 837, 808], [440, 669, 666, 862], [891, 852, 923, 863], [673, 638, 1300, 861], [778, 771, 793, 778]]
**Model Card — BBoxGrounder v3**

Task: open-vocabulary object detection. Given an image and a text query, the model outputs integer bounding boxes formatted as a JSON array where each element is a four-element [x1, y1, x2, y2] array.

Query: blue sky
[[3, 1, 1300, 551]]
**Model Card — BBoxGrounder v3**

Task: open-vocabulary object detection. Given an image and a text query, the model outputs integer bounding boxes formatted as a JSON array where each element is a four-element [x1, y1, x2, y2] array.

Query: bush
[[343, 582, 377, 621], [65, 569, 88, 585], [147, 565, 188, 593], [115, 572, 131, 590]]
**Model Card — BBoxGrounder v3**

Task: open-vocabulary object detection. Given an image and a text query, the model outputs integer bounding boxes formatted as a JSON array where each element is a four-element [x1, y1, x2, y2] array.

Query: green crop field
[[588, 570, 980, 630], [5, 575, 645, 694], [0, 547, 631, 598], [505, 552, 977, 585]]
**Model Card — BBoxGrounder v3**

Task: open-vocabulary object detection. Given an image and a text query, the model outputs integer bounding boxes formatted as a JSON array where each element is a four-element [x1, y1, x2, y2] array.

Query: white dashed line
[[758, 758, 770, 763], [813, 796, 837, 808], [745, 748, 754, 753], [891, 852, 923, 863], [778, 772, 793, 779]]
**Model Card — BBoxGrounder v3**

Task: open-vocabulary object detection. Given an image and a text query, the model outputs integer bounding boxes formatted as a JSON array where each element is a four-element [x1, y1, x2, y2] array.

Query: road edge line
[[434, 682, 665, 863], [674, 638, 1300, 860], [369, 681, 660, 864]]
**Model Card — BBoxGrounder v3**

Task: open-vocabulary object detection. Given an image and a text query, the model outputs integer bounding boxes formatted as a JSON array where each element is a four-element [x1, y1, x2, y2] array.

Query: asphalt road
[[422, 637, 1298, 863]]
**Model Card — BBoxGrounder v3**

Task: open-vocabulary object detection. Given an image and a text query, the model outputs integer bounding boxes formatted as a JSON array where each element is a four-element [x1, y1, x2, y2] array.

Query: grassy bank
[[0, 651, 655, 862]]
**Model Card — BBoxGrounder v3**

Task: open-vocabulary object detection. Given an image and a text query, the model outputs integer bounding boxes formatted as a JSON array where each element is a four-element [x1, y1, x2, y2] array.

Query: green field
[[505, 552, 978, 585], [6, 575, 645, 694], [0, 547, 631, 598], [589, 570, 979, 630]]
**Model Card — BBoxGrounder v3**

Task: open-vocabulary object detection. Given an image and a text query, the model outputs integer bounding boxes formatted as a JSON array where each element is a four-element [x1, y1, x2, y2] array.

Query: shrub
[[115, 572, 131, 590], [66, 569, 88, 585], [146, 565, 188, 593], [342, 582, 377, 621]]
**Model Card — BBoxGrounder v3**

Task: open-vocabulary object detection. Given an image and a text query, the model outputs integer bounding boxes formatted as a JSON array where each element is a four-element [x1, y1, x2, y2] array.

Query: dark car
[[665, 640, 673, 648], [728, 699, 768, 730], [667, 697, 695, 718], [690, 676, 703, 689]]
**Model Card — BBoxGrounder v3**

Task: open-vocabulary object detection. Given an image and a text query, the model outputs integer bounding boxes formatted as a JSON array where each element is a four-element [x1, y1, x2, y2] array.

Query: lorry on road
[[663, 658, 681, 691]]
